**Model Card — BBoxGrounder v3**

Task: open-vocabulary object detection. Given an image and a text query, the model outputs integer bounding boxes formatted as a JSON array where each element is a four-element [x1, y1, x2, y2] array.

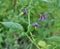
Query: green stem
[[25, 33, 40, 49], [28, 9, 30, 30], [30, 32, 35, 41], [26, 0, 40, 49], [28, 0, 32, 31]]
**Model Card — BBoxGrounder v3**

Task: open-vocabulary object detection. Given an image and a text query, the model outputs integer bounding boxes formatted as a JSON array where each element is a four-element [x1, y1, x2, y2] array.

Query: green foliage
[[0, 0, 60, 49]]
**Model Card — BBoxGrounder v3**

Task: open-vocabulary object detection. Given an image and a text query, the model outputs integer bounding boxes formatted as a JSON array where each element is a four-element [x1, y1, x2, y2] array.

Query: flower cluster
[[21, 9, 47, 27], [32, 13, 47, 27]]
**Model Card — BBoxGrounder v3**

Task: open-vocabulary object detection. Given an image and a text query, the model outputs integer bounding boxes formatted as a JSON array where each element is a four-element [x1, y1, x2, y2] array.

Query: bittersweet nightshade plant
[[39, 13, 46, 20], [0, 0, 59, 49]]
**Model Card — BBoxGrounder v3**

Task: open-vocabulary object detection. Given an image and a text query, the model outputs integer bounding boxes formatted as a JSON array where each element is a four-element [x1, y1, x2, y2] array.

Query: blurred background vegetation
[[0, 0, 60, 49]]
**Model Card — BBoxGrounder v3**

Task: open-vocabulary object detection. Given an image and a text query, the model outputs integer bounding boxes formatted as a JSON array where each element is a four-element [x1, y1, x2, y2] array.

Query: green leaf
[[0, 22, 24, 31], [46, 36, 60, 41], [0, 37, 3, 43]]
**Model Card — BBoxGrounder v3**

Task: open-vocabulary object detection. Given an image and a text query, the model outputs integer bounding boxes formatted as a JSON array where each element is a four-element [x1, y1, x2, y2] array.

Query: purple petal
[[39, 13, 46, 20], [43, 13, 46, 19], [39, 14, 43, 20], [32, 22, 38, 27], [23, 10, 27, 14]]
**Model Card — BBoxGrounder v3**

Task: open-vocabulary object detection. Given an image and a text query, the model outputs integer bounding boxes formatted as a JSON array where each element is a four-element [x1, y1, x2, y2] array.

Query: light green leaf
[[0, 22, 24, 31]]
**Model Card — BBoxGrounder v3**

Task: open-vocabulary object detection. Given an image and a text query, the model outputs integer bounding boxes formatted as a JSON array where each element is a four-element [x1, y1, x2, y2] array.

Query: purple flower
[[32, 22, 38, 27], [39, 13, 46, 20], [22, 10, 27, 14]]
